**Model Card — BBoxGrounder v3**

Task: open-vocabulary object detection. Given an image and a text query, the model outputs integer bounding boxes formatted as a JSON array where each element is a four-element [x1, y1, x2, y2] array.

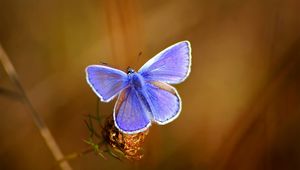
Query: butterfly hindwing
[[114, 86, 151, 134], [145, 81, 181, 124], [139, 41, 191, 84], [86, 65, 129, 102]]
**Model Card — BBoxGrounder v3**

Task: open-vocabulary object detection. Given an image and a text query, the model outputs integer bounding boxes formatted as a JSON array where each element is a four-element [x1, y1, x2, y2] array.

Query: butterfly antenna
[[99, 61, 108, 65], [134, 51, 143, 69]]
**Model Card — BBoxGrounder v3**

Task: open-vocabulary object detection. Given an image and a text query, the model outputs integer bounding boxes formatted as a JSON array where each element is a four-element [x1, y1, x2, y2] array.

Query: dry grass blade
[[0, 44, 72, 170]]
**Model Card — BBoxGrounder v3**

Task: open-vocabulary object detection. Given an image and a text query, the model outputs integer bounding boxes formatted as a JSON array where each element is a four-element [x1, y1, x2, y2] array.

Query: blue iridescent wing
[[138, 41, 191, 84], [145, 81, 181, 124], [86, 65, 129, 102], [114, 87, 151, 134]]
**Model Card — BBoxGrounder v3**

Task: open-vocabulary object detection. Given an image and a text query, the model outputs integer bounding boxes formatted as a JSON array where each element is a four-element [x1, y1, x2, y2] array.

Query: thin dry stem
[[0, 44, 72, 170]]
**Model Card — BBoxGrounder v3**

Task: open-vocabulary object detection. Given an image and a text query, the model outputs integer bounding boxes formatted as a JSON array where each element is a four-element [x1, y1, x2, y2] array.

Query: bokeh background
[[1, 0, 300, 169]]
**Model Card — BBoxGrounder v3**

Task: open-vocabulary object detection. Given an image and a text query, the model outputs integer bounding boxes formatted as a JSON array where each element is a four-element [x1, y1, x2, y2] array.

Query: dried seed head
[[102, 116, 149, 160]]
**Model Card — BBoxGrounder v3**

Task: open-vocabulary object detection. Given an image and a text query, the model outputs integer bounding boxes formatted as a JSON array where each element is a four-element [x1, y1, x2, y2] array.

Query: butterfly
[[86, 41, 192, 134]]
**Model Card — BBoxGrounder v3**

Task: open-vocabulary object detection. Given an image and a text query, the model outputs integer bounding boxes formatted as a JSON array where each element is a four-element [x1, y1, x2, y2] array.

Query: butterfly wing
[[86, 65, 129, 102], [139, 41, 191, 84], [114, 86, 151, 134], [144, 81, 181, 124]]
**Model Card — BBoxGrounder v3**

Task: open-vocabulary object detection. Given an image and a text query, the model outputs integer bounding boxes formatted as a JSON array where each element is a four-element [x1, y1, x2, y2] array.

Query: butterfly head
[[127, 67, 135, 74]]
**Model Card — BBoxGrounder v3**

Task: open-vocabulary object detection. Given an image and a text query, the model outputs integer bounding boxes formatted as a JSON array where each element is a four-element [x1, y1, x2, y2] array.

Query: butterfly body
[[86, 41, 192, 134], [128, 71, 146, 91], [127, 71, 152, 115]]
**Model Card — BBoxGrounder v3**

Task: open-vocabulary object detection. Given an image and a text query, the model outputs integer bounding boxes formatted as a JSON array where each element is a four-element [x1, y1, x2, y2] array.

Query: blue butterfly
[[86, 41, 192, 134]]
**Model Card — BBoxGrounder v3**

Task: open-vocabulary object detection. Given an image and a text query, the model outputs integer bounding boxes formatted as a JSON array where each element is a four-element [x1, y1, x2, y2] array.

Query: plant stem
[[0, 44, 72, 170], [57, 147, 95, 164]]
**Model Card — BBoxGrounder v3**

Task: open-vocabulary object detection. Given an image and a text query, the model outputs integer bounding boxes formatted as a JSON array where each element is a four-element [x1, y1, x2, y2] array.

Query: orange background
[[1, 0, 300, 169]]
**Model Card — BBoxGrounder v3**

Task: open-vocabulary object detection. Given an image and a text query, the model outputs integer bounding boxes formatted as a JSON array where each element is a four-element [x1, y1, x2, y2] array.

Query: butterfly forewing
[[139, 41, 191, 84], [86, 65, 129, 102]]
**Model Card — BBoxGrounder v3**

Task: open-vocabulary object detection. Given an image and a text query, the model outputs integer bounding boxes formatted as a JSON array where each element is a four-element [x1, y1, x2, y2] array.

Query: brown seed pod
[[102, 115, 149, 160]]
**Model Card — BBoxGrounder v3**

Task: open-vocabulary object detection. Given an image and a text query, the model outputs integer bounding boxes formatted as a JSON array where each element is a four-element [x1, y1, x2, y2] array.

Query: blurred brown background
[[1, 0, 300, 169]]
